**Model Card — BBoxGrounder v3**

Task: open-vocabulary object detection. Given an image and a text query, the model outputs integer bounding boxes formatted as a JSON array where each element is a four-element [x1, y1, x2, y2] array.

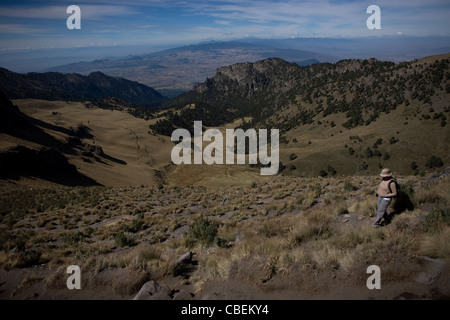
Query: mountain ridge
[[0, 68, 167, 108], [158, 53, 450, 130], [149, 53, 449, 177]]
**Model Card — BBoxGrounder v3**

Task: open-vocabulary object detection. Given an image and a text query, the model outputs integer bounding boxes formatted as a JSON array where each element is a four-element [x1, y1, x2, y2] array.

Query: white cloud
[[0, 24, 51, 34], [0, 5, 139, 20]]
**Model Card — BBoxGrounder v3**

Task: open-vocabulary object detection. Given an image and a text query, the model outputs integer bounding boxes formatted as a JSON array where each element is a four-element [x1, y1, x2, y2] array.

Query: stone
[[175, 252, 193, 266], [133, 280, 172, 300], [172, 225, 189, 238], [201, 291, 220, 300], [173, 290, 194, 300], [414, 256, 445, 285]]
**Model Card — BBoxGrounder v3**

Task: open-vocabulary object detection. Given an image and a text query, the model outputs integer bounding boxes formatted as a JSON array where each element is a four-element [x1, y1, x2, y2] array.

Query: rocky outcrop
[[133, 280, 194, 300], [133, 280, 173, 300], [421, 167, 450, 186], [415, 256, 446, 285], [194, 58, 297, 97]]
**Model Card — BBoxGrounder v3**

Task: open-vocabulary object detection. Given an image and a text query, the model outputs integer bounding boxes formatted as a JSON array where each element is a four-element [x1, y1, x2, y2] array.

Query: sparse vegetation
[[185, 215, 220, 248], [425, 155, 444, 169], [0, 173, 448, 299]]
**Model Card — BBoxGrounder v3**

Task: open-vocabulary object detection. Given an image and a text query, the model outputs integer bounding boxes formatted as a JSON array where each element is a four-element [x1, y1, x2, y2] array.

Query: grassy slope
[[11, 99, 174, 187], [281, 102, 449, 177], [9, 96, 448, 188], [274, 53, 450, 177], [0, 174, 449, 300]]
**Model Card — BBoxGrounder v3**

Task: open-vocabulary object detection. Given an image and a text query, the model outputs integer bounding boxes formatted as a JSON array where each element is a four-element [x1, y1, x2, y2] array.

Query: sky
[[1, 0, 450, 50], [0, 0, 449, 71]]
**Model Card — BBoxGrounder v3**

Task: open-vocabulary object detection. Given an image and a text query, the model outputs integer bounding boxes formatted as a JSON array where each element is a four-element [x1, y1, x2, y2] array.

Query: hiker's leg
[[374, 197, 390, 225], [373, 197, 382, 225]]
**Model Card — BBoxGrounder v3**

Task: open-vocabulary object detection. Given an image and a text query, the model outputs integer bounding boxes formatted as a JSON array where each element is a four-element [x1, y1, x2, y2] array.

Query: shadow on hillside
[[383, 192, 415, 225], [0, 101, 74, 153], [0, 90, 96, 157], [101, 153, 127, 165], [0, 146, 101, 186]]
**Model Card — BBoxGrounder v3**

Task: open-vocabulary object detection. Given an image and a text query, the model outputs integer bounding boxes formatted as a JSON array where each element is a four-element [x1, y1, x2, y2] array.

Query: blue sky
[[1, 0, 450, 51]]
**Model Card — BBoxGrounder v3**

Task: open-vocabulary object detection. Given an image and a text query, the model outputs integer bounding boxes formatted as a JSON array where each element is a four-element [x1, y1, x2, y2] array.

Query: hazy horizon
[[1, 0, 450, 73]]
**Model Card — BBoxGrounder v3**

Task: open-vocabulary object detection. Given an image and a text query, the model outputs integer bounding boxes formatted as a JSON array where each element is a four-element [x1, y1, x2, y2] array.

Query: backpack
[[388, 179, 400, 198]]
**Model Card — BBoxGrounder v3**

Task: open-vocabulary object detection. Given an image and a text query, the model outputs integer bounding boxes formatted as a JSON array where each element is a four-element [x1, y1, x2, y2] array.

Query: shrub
[[344, 181, 356, 192], [123, 218, 144, 233], [348, 147, 355, 156], [185, 215, 219, 248], [64, 232, 85, 245], [418, 227, 450, 259], [359, 162, 368, 171], [389, 137, 398, 144], [425, 156, 444, 169], [115, 231, 135, 247], [373, 138, 383, 148], [425, 208, 450, 233], [319, 170, 328, 177], [327, 165, 337, 176]]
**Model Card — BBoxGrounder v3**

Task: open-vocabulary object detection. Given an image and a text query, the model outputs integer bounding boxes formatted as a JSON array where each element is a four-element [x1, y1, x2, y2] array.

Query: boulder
[[414, 256, 445, 285], [175, 252, 193, 266], [133, 280, 172, 300], [173, 290, 194, 300]]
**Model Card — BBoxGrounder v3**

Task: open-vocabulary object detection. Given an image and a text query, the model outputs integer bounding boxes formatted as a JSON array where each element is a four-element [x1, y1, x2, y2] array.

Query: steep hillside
[[0, 95, 176, 187], [1, 54, 449, 185], [151, 54, 450, 178], [163, 54, 450, 128], [0, 68, 167, 108], [0, 91, 98, 186]]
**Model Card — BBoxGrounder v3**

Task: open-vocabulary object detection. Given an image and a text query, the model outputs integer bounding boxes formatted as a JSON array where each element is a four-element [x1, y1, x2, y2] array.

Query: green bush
[[425, 155, 444, 169], [425, 208, 450, 233], [185, 215, 219, 248], [344, 181, 356, 192], [115, 231, 135, 247]]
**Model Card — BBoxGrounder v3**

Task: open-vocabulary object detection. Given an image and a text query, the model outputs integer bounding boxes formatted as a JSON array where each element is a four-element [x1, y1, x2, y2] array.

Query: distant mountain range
[[0, 68, 167, 108], [47, 41, 333, 91]]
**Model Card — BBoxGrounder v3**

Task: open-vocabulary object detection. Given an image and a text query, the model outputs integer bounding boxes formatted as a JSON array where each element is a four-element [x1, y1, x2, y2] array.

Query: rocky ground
[[0, 170, 449, 301]]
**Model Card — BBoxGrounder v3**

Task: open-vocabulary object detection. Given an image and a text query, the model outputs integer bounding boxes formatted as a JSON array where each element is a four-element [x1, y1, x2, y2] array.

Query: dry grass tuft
[[417, 226, 450, 259]]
